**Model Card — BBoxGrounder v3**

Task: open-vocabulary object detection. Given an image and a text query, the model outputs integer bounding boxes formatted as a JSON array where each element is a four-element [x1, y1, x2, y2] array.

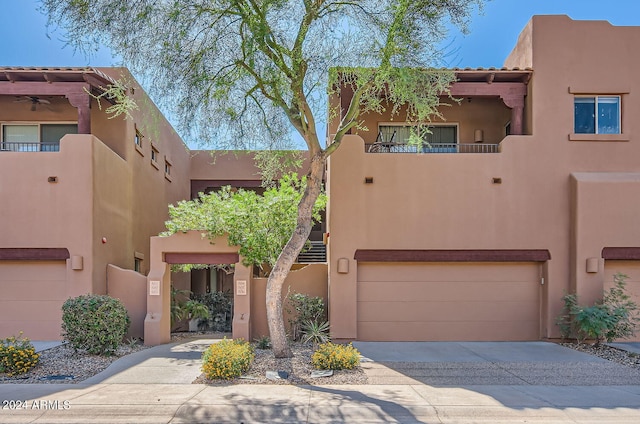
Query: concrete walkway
[[1, 339, 639, 423]]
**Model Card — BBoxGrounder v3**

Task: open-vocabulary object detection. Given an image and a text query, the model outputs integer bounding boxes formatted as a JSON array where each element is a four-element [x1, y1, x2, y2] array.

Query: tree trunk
[[267, 151, 325, 358]]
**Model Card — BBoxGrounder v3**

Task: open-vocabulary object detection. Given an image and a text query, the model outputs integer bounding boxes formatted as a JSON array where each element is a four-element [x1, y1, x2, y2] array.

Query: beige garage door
[[604, 261, 640, 342], [357, 262, 541, 341], [0, 261, 67, 339]]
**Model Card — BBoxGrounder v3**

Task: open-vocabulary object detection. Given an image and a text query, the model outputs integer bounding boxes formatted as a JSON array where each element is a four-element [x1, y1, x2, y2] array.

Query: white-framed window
[[574, 96, 620, 134], [1, 123, 77, 151]]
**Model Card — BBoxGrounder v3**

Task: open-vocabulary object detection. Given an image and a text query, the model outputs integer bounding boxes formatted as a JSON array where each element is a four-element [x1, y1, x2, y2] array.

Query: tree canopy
[[43, 0, 483, 150], [163, 174, 326, 271], [43, 0, 486, 357]]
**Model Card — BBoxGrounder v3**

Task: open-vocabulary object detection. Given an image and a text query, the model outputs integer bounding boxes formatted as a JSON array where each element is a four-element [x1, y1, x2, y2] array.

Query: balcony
[[364, 142, 500, 154], [0, 142, 59, 152], [297, 240, 327, 263]]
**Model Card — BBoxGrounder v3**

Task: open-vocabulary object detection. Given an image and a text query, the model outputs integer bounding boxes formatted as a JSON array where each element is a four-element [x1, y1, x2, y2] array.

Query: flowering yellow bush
[[0, 333, 40, 376], [201, 338, 254, 380], [311, 342, 360, 370]]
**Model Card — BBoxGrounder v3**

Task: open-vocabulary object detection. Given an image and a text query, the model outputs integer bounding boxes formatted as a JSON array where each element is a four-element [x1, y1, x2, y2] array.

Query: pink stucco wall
[[327, 16, 640, 341]]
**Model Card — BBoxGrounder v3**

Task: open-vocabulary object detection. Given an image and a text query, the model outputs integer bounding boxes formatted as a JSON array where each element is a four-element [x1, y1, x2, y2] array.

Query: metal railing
[[0, 142, 60, 152], [365, 143, 500, 154], [297, 240, 327, 263]]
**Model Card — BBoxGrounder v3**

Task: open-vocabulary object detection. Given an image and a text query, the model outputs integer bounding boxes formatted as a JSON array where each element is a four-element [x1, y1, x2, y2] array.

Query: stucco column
[[501, 95, 524, 135], [232, 260, 252, 340], [66, 92, 91, 134]]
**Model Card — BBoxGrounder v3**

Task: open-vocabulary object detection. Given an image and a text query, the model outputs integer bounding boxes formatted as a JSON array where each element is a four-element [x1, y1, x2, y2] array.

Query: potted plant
[[184, 300, 210, 332]]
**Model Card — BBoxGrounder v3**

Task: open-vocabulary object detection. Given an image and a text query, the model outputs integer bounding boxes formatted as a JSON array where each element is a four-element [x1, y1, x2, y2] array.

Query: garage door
[[357, 262, 541, 341], [0, 261, 67, 339], [604, 260, 640, 342]]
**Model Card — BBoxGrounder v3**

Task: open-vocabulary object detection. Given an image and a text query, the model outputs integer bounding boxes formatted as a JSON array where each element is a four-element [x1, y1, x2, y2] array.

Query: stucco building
[[1, 15, 639, 343], [327, 15, 640, 342]]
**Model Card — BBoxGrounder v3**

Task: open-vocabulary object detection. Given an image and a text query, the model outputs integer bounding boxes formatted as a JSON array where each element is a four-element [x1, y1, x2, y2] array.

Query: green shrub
[[0, 333, 39, 376], [311, 342, 360, 370], [201, 338, 254, 379], [192, 291, 233, 332], [286, 292, 325, 341], [61, 294, 130, 355], [254, 335, 271, 350], [557, 273, 639, 344]]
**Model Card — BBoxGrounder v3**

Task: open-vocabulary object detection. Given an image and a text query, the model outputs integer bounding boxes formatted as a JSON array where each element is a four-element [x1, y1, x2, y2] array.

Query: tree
[[43, 0, 484, 357], [163, 173, 326, 273]]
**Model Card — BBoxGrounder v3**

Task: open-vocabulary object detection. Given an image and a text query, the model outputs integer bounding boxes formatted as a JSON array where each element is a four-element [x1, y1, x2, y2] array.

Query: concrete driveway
[[3, 340, 640, 423], [353, 341, 640, 386]]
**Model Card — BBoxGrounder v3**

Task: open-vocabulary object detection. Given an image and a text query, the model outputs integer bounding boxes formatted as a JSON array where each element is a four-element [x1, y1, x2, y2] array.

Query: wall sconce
[[474, 129, 484, 143], [71, 255, 83, 270], [586, 257, 599, 273], [337, 258, 349, 274]]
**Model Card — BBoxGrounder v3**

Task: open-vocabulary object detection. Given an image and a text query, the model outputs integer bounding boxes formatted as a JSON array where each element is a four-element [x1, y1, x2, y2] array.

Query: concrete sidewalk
[[1, 339, 639, 423]]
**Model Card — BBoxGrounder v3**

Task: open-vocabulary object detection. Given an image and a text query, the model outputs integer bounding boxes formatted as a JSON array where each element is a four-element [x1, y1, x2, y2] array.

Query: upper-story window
[[1, 123, 77, 152], [376, 123, 458, 153], [574, 96, 620, 134], [135, 128, 143, 147], [151, 145, 159, 163], [379, 124, 457, 145]]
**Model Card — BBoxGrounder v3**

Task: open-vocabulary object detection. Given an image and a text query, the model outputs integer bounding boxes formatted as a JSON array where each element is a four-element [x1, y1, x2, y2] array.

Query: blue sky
[[1, 0, 639, 145], [1, 0, 639, 68]]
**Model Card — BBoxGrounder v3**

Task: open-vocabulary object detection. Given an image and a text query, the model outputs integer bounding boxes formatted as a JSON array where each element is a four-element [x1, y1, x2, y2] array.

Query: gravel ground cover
[[0, 342, 148, 384], [194, 343, 367, 385], [2, 336, 638, 385]]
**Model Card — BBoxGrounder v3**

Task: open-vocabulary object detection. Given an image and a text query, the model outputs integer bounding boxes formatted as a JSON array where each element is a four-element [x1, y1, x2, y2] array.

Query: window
[[574, 96, 620, 134], [378, 124, 458, 152], [135, 128, 143, 147], [1, 123, 77, 151], [134, 252, 144, 274], [151, 145, 159, 164]]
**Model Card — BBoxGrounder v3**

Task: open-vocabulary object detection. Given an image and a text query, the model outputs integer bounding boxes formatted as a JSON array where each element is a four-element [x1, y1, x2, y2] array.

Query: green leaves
[[556, 273, 640, 344], [42, 0, 484, 150], [61, 294, 130, 356], [163, 173, 326, 271]]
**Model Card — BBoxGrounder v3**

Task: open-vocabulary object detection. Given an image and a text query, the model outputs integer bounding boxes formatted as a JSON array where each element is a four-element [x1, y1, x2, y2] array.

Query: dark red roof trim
[[0, 248, 70, 261], [164, 252, 239, 265], [354, 249, 551, 262], [601, 247, 640, 260]]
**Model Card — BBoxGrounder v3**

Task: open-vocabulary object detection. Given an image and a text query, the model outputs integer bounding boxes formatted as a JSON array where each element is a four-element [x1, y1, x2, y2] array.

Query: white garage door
[[0, 261, 67, 339], [357, 262, 541, 341]]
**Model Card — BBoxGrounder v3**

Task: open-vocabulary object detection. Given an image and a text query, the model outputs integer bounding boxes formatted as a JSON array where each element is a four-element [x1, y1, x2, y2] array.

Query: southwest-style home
[[1, 15, 639, 344], [327, 15, 640, 342]]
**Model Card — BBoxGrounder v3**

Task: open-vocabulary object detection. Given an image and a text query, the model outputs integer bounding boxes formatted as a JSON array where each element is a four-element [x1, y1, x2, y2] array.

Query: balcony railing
[[297, 240, 327, 263], [0, 142, 60, 152], [365, 143, 500, 154]]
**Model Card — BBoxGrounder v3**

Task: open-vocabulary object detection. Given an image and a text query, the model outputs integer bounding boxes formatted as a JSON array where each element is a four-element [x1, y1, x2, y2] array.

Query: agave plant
[[301, 320, 330, 348]]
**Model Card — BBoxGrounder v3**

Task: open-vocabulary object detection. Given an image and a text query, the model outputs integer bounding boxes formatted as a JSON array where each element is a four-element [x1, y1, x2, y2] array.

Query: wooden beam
[[450, 82, 527, 97], [0, 81, 88, 96]]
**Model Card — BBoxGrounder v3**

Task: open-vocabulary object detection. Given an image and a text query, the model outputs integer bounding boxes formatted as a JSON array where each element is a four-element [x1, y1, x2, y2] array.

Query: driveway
[[353, 341, 640, 386]]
